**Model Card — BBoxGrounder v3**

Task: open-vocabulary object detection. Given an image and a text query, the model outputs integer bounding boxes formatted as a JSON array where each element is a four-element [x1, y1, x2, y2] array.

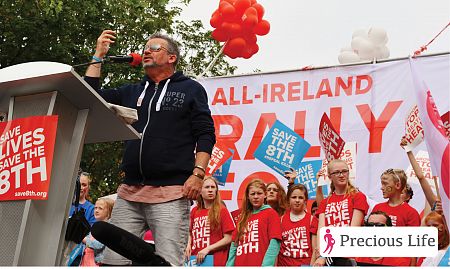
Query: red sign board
[[206, 142, 233, 176], [442, 111, 450, 139], [0, 115, 58, 200], [319, 113, 346, 161]]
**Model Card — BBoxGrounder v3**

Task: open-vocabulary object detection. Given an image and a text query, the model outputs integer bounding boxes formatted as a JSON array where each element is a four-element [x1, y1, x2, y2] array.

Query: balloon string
[[196, 41, 227, 79], [413, 21, 450, 57]]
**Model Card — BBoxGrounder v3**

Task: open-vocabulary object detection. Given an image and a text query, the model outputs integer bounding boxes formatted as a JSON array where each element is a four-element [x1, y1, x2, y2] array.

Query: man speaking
[[84, 29, 216, 266]]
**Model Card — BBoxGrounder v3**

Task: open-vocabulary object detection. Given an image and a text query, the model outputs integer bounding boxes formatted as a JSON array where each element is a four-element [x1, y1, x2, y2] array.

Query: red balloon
[[234, 0, 251, 15], [251, 3, 264, 20], [219, 2, 236, 20], [243, 33, 257, 45], [224, 37, 247, 58], [211, 28, 229, 42], [221, 0, 237, 5], [242, 14, 258, 29], [244, 6, 258, 18], [229, 23, 243, 38], [249, 43, 259, 54], [228, 37, 247, 51], [242, 45, 253, 59], [223, 43, 238, 58], [254, 19, 270, 36], [210, 11, 222, 28], [221, 21, 233, 33]]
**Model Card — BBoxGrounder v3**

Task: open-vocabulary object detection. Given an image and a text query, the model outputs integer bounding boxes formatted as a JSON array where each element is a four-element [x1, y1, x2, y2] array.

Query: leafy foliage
[[1, 0, 236, 201]]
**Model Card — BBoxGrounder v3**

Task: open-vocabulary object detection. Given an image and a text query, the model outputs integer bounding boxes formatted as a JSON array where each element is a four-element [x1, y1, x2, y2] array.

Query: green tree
[[1, 0, 236, 201]]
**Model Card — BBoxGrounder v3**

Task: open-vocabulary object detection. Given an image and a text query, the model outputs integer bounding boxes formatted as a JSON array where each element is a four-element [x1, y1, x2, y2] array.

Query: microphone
[[105, 53, 142, 67], [91, 221, 171, 266]]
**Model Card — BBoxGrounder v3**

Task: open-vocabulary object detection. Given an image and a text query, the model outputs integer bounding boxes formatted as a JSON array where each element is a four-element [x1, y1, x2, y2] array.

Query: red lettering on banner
[[303, 81, 314, 100], [355, 75, 373, 95], [210, 75, 373, 106], [356, 101, 402, 153], [316, 79, 333, 98], [271, 83, 285, 102], [242, 86, 253, 105], [212, 88, 227, 105], [212, 115, 243, 160], [288, 82, 301, 101], [335, 76, 353, 96], [230, 87, 240, 105], [245, 113, 277, 160], [262, 84, 268, 103]]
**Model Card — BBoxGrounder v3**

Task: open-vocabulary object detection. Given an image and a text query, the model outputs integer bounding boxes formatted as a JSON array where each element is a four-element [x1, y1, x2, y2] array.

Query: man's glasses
[[329, 169, 349, 177], [365, 222, 387, 227], [143, 44, 169, 53]]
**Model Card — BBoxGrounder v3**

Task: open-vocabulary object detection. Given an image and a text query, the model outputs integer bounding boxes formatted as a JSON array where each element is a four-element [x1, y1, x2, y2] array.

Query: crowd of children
[[182, 137, 448, 267]]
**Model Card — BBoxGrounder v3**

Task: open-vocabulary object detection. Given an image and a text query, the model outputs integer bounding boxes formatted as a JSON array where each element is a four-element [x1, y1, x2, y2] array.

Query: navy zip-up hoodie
[[84, 71, 216, 186]]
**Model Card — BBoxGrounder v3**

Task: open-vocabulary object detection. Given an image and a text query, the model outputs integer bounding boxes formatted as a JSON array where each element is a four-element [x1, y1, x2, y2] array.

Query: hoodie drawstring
[[155, 79, 170, 111], [137, 81, 149, 107]]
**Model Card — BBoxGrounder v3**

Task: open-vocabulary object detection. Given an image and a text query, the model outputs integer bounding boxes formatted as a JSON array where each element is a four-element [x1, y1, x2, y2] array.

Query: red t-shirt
[[277, 211, 313, 266], [232, 207, 282, 266], [355, 256, 411, 266], [231, 208, 241, 226], [310, 215, 318, 235], [190, 206, 235, 266], [317, 191, 369, 227], [372, 201, 421, 227]]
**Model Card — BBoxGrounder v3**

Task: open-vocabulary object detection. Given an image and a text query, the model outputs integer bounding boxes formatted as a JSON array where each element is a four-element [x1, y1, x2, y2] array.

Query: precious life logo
[[319, 227, 438, 257]]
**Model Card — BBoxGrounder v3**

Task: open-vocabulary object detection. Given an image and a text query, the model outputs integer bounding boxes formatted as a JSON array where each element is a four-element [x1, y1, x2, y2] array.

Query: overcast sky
[[180, 0, 450, 75]]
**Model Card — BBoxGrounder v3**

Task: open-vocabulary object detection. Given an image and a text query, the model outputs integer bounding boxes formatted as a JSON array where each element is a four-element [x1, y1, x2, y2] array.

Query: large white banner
[[198, 54, 450, 213]]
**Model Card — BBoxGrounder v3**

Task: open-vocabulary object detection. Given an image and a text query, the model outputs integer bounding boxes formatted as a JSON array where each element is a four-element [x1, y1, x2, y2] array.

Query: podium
[[0, 62, 140, 266]]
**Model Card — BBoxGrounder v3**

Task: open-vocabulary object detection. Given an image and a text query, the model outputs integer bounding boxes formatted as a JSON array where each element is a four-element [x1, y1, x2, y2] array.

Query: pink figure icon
[[323, 228, 335, 254]]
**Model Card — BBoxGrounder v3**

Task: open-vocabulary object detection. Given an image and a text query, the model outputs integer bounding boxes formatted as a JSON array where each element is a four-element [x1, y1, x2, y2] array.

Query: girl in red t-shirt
[[226, 179, 282, 266], [184, 177, 235, 266], [313, 159, 369, 266], [278, 184, 314, 266], [266, 181, 288, 217]]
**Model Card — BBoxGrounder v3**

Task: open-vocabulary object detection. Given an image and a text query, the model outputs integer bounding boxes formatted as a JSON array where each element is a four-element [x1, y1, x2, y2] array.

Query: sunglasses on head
[[365, 222, 387, 227], [382, 168, 401, 182]]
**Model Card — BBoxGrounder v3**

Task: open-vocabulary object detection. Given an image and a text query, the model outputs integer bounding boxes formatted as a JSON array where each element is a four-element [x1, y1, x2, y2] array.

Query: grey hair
[[149, 32, 180, 68]]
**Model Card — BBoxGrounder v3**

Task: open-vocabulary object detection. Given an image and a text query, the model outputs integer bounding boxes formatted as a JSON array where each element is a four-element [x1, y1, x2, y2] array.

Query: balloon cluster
[[338, 27, 390, 64], [210, 0, 270, 59]]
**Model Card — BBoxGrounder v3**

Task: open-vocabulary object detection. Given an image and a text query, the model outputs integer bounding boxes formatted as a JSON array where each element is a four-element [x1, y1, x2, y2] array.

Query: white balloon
[[340, 46, 353, 53], [351, 36, 375, 60], [352, 28, 368, 39], [373, 45, 390, 59], [338, 51, 360, 64], [368, 27, 388, 46], [351, 36, 367, 51], [379, 46, 390, 59]]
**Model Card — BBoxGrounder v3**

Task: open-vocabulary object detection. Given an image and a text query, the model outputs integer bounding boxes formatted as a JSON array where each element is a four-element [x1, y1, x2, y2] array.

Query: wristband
[[92, 55, 103, 62], [192, 172, 204, 180], [194, 165, 206, 173]]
